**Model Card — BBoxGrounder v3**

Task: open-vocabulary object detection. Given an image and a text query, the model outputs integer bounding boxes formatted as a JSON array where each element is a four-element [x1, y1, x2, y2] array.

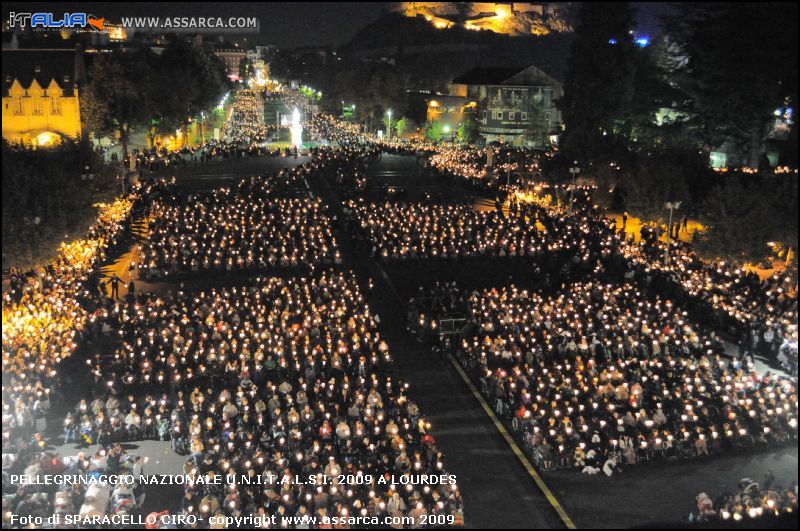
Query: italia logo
[[8, 12, 106, 32]]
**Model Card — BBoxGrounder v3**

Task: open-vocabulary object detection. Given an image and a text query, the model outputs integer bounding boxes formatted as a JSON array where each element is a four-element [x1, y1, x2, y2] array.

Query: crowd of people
[[2, 193, 148, 531], [428, 146, 541, 192], [119, 89, 296, 177], [2, 445, 147, 527], [3, 192, 137, 379], [138, 188, 337, 278], [345, 197, 613, 266], [622, 236, 798, 373], [692, 475, 797, 523], [3, 87, 797, 527], [225, 89, 272, 144], [66, 272, 463, 526], [443, 281, 798, 473]]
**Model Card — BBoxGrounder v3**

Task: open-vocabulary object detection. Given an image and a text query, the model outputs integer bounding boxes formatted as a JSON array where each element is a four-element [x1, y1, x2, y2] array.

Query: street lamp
[[664, 201, 681, 265], [386, 109, 392, 139], [568, 163, 580, 212]]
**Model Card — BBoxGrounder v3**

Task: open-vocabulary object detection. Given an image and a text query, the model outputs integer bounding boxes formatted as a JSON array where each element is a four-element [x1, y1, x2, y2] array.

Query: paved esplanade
[[51, 151, 797, 529]]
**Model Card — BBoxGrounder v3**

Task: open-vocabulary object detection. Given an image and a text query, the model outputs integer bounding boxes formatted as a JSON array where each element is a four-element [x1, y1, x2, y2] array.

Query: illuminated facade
[[426, 95, 475, 132], [2, 49, 85, 145], [214, 48, 247, 80], [427, 64, 562, 146], [397, 2, 573, 36]]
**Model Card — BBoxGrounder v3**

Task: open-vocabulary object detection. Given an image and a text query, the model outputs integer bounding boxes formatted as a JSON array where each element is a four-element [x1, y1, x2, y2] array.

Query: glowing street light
[[386, 109, 392, 139]]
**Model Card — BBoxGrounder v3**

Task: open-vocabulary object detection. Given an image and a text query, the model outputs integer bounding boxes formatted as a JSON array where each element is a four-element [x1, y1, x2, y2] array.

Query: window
[[496, 111, 503, 120], [508, 112, 515, 120], [482, 110, 487, 119], [51, 97, 62, 115], [32, 97, 43, 116], [545, 112, 551, 120], [521, 112, 528, 120], [14, 98, 24, 116]]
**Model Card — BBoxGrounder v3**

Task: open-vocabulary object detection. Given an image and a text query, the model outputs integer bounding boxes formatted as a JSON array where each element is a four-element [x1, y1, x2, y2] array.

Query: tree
[[424, 121, 445, 142], [158, 41, 227, 146], [664, 3, 798, 169], [81, 51, 151, 160], [457, 107, 481, 144], [558, 2, 638, 162], [523, 105, 549, 147], [394, 116, 416, 138], [323, 61, 406, 132], [694, 173, 796, 263], [2, 140, 114, 268], [620, 148, 692, 222]]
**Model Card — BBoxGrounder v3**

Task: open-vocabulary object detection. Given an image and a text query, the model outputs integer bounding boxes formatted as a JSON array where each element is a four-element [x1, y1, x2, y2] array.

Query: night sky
[[3, 2, 671, 47]]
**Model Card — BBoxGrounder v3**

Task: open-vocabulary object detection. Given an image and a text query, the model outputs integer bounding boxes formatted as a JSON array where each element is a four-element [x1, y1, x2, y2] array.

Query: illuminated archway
[[35, 131, 60, 147]]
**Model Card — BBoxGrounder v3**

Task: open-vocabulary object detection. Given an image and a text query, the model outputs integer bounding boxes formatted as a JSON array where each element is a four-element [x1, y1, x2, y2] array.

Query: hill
[[340, 13, 573, 89]]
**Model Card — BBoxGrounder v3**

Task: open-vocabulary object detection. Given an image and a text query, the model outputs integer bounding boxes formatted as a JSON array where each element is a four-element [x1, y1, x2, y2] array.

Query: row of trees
[[81, 40, 228, 159], [557, 2, 798, 263], [313, 60, 408, 133]]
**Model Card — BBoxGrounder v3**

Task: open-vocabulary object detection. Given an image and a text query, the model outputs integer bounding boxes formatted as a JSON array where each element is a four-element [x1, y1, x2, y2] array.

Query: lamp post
[[200, 111, 205, 144], [386, 109, 392, 139], [664, 201, 681, 265], [568, 163, 580, 212]]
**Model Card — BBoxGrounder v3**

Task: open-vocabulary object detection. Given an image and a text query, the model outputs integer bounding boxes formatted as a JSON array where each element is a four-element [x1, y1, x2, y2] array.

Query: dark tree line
[[2, 140, 114, 268], [81, 40, 229, 159], [557, 2, 798, 263]]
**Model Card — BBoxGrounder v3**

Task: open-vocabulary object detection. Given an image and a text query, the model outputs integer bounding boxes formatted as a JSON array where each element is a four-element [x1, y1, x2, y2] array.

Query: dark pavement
[[545, 446, 797, 528], [147, 153, 312, 192], [364, 154, 476, 202]]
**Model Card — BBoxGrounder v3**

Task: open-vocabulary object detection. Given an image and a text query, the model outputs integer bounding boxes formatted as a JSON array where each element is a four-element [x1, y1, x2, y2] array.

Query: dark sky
[[3, 2, 671, 48]]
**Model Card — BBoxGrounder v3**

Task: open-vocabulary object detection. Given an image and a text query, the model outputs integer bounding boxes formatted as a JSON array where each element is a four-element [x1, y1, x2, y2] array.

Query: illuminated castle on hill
[[394, 2, 573, 36]]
